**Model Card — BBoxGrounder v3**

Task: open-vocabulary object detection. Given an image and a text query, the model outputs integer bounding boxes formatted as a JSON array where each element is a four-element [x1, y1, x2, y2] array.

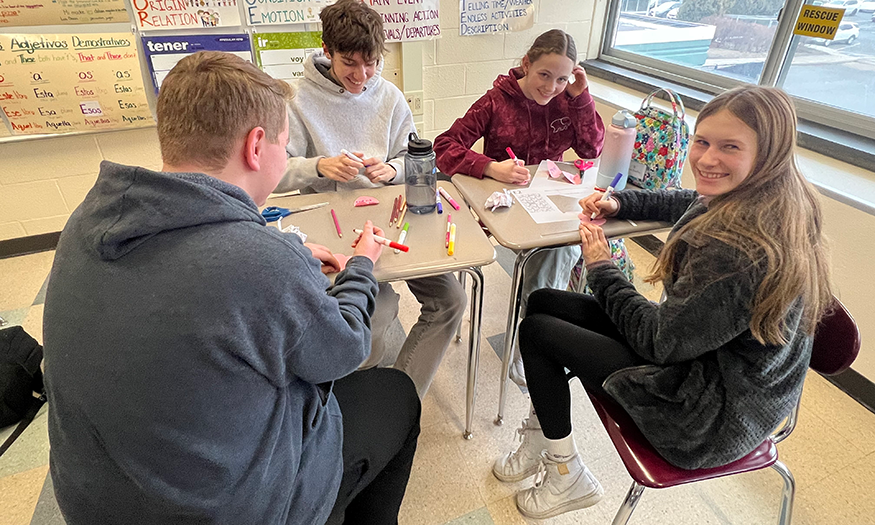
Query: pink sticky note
[[354, 196, 380, 207], [334, 253, 350, 271], [578, 213, 606, 226], [546, 160, 581, 185]]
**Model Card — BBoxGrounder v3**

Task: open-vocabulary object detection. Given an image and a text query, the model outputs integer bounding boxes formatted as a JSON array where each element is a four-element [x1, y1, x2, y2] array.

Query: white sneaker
[[492, 417, 546, 482], [515, 452, 604, 520], [509, 358, 527, 387]]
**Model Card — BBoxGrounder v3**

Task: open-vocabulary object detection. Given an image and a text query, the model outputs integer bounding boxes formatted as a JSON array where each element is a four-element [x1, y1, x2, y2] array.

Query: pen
[[396, 201, 408, 228], [331, 208, 342, 238], [436, 189, 443, 214], [438, 187, 460, 211], [448, 223, 456, 256], [353, 229, 409, 252], [396, 222, 409, 254], [340, 149, 367, 166], [446, 214, 452, 248], [591, 172, 624, 220]]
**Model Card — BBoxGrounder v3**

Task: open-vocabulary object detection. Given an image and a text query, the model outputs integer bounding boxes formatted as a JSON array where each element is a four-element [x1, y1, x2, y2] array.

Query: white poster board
[[459, 0, 533, 36]]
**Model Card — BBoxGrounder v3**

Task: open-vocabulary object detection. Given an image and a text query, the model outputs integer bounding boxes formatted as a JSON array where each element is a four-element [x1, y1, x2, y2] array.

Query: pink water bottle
[[595, 110, 637, 191]]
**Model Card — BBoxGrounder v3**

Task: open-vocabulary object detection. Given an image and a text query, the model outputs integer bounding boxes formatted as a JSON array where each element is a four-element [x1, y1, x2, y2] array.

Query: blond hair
[[157, 51, 293, 172], [646, 86, 833, 345]]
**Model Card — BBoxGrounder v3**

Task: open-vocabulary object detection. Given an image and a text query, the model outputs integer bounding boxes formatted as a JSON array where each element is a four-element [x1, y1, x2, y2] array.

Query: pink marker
[[438, 187, 460, 211], [506, 147, 523, 166]]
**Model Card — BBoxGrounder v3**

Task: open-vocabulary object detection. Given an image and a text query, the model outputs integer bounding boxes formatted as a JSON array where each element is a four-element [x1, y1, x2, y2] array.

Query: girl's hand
[[485, 159, 530, 185], [579, 192, 619, 218], [579, 222, 612, 265], [566, 66, 589, 99]]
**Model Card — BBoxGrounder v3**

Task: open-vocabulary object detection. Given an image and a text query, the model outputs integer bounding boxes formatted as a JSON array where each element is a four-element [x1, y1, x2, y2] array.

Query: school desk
[[450, 161, 673, 426], [265, 183, 496, 439]]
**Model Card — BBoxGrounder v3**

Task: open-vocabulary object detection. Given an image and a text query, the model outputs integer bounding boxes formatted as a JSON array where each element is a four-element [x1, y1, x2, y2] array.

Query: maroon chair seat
[[586, 297, 860, 525]]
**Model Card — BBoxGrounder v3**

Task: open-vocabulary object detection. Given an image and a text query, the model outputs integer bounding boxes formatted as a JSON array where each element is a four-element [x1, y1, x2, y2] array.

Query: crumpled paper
[[485, 189, 513, 211], [279, 219, 308, 242]]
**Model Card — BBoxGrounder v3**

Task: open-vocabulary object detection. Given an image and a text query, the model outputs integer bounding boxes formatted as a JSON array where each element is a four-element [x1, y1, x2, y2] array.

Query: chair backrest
[[809, 297, 860, 376]]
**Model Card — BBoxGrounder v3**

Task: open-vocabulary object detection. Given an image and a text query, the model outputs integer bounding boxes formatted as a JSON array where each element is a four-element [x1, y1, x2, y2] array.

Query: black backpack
[[0, 325, 46, 457]]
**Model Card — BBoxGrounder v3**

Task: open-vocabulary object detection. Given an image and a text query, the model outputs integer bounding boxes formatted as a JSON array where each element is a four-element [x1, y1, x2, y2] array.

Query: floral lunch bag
[[628, 88, 690, 190]]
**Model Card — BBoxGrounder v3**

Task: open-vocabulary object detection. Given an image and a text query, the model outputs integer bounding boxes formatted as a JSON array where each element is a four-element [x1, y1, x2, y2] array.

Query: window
[[601, 0, 875, 140]]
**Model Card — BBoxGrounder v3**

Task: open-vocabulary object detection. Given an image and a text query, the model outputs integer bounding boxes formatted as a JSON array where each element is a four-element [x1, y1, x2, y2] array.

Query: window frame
[[599, 0, 875, 141]]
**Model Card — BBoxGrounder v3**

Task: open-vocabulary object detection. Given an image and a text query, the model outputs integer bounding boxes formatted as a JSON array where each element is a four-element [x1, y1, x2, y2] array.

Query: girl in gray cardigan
[[493, 86, 834, 520]]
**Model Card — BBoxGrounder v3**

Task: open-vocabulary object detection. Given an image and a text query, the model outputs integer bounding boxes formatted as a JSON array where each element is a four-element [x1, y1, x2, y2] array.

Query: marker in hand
[[340, 149, 368, 167], [591, 172, 624, 220], [506, 147, 522, 166], [353, 228, 409, 252]]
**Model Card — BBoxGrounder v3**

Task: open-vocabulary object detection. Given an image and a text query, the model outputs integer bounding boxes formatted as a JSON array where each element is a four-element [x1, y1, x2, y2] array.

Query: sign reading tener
[[793, 5, 844, 39]]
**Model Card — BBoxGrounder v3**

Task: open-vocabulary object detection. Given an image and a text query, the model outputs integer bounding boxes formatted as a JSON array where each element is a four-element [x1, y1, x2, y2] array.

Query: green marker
[[396, 222, 409, 254]]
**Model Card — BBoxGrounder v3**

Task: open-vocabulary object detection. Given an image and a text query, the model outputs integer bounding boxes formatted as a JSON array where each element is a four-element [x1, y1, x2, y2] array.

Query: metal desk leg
[[495, 248, 539, 426], [455, 272, 467, 342], [460, 267, 484, 439]]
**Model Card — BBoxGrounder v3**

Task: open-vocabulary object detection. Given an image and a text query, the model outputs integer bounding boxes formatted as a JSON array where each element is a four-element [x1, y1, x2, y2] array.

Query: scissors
[[574, 159, 594, 172], [262, 202, 329, 222]]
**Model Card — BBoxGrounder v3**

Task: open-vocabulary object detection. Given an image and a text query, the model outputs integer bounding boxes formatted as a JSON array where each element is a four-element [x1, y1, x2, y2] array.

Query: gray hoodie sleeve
[[587, 238, 760, 364], [278, 108, 326, 194]]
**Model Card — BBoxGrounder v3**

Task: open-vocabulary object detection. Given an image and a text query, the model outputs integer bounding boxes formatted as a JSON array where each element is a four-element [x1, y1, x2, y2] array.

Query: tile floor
[[1, 240, 874, 525]]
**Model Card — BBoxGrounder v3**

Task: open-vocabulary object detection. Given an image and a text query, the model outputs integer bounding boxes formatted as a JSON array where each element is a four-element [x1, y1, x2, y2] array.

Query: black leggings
[[518, 288, 647, 440], [327, 367, 421, 525]]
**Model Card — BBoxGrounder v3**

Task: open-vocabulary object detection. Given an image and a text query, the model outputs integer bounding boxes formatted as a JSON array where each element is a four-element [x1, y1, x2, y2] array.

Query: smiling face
[[324, 44, 378, 94], [518, 52, 574, 106], [689, 109, 759, 197]]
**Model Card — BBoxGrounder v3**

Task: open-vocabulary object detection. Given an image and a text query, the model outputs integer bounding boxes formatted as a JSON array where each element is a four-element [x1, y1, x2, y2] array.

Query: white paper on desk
[[510, 161, 598, 224]]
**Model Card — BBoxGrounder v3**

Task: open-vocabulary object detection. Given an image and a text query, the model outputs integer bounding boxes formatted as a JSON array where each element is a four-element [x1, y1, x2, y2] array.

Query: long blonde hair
[[646, 86, 832, 345]]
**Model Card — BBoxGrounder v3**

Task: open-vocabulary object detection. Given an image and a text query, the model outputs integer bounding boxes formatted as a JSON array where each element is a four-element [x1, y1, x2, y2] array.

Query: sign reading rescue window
[[793, 5, 844, 40]]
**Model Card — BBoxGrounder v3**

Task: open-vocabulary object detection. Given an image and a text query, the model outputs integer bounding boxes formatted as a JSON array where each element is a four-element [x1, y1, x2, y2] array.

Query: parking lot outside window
[[602, 0, 875, 139]]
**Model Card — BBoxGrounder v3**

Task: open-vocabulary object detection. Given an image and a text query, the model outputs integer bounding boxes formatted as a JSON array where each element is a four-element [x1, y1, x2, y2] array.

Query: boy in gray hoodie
[[43, 51, 420, 525], [278, 0, 466, 398]]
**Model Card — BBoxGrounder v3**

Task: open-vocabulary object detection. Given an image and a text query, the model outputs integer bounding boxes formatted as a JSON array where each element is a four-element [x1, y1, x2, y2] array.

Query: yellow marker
[[448, 223, 456, 256]]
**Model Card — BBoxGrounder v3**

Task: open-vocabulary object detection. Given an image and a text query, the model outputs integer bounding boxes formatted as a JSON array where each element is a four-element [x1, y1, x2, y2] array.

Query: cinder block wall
[[421, 0, 604, 141]]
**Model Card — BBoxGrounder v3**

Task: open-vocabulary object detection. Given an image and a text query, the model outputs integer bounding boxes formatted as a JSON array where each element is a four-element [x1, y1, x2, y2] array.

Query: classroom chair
[[584, 297, 860, 525]]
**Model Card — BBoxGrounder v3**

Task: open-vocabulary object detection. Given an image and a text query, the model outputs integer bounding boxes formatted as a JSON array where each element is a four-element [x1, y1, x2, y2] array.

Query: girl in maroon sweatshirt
[[434, 30, 608, 387], [434, 29, 605, 182]]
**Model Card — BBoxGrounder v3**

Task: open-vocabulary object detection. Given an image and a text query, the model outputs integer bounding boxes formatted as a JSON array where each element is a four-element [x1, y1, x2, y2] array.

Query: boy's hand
[[351, 220, 384, 264], [304, 243, 341, 274], [317, 154, 364, 182], [485, 159, 530, 185], [566, 66, 589, 98], [579, 222, 611, 265], [579, 192, 619, 218], [364, 159, 397, 183]]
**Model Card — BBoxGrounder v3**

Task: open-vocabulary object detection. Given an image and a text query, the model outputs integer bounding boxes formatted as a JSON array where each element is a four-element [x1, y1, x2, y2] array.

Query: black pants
[[518, 289, 647, 440], [327, 367, 421, 525]]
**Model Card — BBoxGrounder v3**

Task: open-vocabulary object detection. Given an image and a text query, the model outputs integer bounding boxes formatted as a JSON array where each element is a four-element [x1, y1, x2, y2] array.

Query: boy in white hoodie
[[277, 0, 466, 398]]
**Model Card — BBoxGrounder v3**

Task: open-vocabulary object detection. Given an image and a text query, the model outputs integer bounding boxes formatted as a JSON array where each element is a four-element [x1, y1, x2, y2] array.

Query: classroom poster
[[366, 0, 440, 42], [244, 0, 331, 26], [459, 0, 533, 36], [132, 0, 241, 30], [0, 33, 153, 135], [252, 31, 320, 82], [0, 0, 128, 27], [142, 34, 252, 92]]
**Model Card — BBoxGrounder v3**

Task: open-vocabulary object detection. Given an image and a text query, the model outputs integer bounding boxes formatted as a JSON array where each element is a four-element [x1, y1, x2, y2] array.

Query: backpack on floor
[[0, 325, 46, 457]]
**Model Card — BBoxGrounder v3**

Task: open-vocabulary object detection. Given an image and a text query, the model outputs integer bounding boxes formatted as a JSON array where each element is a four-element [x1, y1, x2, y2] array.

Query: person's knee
[[518, 314, 548, 360], [373, 368, 421, 433], [526, 288, 558, 317]]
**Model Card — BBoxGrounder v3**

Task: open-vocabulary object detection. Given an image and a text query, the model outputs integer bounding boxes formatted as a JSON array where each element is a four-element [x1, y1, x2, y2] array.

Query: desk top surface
[[451, 162, 672, 250], [266, 183, 495, 282]]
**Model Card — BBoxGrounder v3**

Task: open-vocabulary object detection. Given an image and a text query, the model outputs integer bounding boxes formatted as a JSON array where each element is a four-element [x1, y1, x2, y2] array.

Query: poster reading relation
[[132, 0, 242, 30], [0, 33, 153, 135]]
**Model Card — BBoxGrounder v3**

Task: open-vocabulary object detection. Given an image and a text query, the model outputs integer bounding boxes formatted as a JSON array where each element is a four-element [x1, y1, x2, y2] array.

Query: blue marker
[[591, 172, 624, 220], [436, 188, 443, 214]]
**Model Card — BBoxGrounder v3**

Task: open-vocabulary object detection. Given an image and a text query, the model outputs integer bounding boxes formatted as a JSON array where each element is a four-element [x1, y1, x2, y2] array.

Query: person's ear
[[243, 127, 267, 172], [322, 42, 331, 60], [521, 55, 530, 76]]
